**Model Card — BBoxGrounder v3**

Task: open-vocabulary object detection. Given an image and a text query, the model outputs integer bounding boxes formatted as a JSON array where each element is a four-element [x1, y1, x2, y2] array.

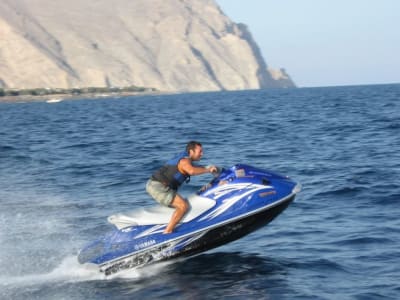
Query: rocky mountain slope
[[0, 0, 295, 92]]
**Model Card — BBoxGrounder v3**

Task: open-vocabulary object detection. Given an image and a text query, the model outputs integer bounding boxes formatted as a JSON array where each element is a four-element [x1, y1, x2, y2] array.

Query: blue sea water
[[0, 84, 399, 299]]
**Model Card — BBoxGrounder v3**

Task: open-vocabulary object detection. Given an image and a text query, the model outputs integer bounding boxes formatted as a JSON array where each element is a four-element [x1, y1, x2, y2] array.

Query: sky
[[216, 0, 400, 87]]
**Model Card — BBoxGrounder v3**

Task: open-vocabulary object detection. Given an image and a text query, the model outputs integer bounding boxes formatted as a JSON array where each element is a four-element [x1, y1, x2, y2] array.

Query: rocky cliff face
[[0, 0, 295, 91]]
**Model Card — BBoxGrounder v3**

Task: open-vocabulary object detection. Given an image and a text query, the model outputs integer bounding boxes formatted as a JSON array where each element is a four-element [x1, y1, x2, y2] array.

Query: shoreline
[[0, 90, 165, 103]]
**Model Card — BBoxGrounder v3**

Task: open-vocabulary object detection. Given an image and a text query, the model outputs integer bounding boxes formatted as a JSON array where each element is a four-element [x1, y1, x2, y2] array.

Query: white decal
[[200, 184, 271, 221]]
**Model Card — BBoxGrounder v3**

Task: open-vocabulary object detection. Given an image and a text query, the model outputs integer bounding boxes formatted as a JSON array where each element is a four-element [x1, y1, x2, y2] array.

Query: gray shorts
[[146, 179, 176, 207]]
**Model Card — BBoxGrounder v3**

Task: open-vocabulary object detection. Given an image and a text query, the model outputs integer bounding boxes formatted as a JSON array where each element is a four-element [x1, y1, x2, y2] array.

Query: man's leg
[[164, 194, 188, 233]]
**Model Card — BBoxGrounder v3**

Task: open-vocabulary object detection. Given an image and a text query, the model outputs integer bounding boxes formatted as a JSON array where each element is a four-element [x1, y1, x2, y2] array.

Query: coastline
[[0, 90, 164, 103]]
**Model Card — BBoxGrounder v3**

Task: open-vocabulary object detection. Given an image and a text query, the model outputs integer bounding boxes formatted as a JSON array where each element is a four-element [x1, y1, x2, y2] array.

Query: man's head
[[186, 141, 203, 161]]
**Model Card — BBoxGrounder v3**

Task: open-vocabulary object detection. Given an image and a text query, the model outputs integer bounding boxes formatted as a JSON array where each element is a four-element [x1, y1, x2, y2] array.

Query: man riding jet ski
[[146, 141, 217, 233]]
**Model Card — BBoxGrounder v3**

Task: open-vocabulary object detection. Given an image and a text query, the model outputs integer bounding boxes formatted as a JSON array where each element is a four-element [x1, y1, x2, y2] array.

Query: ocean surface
[[1, 84, 399, 299]]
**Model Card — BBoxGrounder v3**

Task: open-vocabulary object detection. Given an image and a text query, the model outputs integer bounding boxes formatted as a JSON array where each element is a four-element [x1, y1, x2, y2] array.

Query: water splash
[[0, 255, 175, 290], [0, 256, 102, 288]]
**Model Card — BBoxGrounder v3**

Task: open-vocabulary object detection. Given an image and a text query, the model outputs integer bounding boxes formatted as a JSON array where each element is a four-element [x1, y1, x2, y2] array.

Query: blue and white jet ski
[[78, 164, 301, 275]]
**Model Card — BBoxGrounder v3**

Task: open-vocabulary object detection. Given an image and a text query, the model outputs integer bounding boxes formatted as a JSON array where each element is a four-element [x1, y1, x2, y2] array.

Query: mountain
[[0, 0, 295, 92]]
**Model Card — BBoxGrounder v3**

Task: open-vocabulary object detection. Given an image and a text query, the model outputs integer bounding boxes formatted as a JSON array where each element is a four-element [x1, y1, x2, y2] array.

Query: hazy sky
[[216, 0, 399, 87]]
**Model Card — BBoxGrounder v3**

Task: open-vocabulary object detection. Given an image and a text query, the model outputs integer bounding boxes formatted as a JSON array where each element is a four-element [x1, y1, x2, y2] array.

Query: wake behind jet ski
[[78, 164, 301, 276]]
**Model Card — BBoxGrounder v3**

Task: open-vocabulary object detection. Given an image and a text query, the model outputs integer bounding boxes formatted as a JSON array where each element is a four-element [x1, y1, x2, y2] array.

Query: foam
[[0, 254, 177, 289], [0, 256, 104, 288]]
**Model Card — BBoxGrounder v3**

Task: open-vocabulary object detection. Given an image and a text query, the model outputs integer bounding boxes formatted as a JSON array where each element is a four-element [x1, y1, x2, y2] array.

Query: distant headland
[[0, 0, 295, 94]]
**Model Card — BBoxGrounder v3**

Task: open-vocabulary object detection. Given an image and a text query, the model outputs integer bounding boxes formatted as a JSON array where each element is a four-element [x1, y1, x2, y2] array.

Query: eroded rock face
[[0, 0, 295, 91]]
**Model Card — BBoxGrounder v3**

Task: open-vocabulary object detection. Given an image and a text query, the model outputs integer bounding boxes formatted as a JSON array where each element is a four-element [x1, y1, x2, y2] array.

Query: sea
[[0, 84, 399, 300]]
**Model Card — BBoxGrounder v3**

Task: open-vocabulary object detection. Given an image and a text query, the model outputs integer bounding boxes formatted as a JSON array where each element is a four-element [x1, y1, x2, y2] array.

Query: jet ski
[[78, 164, 301, 276]]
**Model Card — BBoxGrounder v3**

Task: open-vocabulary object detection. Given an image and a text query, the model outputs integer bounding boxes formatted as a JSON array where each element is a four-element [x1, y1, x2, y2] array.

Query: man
[[146, 141, 217, 234]]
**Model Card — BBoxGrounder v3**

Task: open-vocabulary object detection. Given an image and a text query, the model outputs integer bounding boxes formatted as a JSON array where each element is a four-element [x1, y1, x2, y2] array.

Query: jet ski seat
[[108, 195, 216, 229]]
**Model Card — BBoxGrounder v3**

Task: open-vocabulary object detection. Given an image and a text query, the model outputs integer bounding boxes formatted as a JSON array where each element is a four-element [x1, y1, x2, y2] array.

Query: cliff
[[0, 0, 295, 92]]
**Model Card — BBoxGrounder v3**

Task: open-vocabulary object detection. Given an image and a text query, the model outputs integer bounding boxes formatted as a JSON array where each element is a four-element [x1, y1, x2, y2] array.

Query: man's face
[[190, 145, 203, 161]]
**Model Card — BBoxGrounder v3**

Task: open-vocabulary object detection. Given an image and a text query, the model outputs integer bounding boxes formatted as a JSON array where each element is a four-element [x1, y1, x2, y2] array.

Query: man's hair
[[186, 141, 202, 153]]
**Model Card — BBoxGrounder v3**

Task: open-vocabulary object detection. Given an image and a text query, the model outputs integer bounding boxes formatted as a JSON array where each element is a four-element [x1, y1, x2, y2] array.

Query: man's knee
[[181, 200, 189, 212], [174, 196, 189, 212]]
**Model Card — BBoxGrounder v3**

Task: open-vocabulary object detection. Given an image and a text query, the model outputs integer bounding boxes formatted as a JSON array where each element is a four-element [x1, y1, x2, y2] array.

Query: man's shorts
[[146, 179, 176, 207]]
